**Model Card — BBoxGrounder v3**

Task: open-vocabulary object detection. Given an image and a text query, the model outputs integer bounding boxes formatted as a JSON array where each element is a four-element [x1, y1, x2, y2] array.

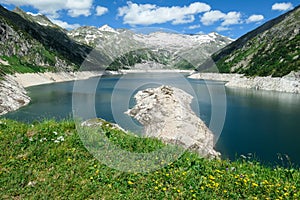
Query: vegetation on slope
[[0, 119, 299, 199], [0, 6, 108, 76], [209, 5, 300, 77]]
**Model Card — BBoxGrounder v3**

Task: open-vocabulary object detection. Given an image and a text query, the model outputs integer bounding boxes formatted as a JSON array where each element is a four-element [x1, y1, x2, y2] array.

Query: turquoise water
[[3, 73, 300, 166]]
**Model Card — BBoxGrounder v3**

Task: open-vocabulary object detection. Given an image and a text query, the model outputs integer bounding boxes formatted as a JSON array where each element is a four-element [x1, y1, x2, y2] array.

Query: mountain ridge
[[207, 5, 300, 77]]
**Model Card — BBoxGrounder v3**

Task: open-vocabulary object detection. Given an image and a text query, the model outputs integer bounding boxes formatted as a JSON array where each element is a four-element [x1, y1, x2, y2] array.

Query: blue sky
[[0, 0, 298, 38]]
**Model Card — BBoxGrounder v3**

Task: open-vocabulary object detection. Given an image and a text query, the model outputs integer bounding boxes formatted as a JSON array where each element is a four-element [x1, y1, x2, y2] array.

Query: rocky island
[[126, 85, 220, 158]]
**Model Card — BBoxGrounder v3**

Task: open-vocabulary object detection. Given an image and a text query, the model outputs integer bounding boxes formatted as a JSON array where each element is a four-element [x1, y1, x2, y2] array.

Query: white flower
[[53, 131, 58, 135], [54, 136, 64, 143], [39, 138, 47, 142]]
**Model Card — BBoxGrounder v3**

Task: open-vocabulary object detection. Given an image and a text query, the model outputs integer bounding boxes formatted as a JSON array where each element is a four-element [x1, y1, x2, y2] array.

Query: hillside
[[0, 119, 299, 199], [207, 5, 300, 77], [0, 6, 101, 75], [68, 26, 233, 70], [0, 6, 233, 74]]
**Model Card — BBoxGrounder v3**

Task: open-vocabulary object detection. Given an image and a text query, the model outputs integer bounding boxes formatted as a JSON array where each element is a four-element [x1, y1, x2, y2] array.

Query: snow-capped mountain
[[98, 24, 119, 34], [68, 25, 233, 70]]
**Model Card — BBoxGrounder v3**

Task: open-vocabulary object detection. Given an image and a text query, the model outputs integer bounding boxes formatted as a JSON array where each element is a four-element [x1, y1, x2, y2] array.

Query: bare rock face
[[126, 85, 220, 158], [0, 75, 30, 115]]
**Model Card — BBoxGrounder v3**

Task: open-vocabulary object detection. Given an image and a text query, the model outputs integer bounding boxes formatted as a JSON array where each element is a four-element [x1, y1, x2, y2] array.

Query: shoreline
[[12, 69, 195, 88], [1, 70, 299, 116], [188, 72, 300, 94]]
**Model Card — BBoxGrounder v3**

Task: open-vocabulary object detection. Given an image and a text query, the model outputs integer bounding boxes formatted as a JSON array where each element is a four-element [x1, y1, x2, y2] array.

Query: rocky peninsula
[[126, 85, 220, 158]]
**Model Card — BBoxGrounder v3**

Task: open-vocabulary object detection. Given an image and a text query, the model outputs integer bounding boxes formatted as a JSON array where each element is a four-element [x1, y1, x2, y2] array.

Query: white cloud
[[272, 2, 294, 11], [118, 1, 211, 26], [172, 15, 195, 25], [0, 0, 93, 18], [221, 11, 242, 26], [50, 19, 80, 29], [96, 6, 108, 16], [216, 26, 231, 32], [188, 24, 201, 29], [246, 14, 264, 23], [201, 10, 241, 26], [200, 10, 226, 25]]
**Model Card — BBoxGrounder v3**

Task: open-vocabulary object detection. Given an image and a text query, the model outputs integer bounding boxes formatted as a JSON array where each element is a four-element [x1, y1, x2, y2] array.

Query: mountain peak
[[98, 24, 117, 33], [13, 6, 25, 14]]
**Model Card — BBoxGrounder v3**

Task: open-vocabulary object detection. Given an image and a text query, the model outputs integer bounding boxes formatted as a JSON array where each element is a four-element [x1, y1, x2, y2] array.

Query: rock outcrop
[[0, 75, 30, 115], [189, 72, 300, 94], [126, 85, 220, 158]]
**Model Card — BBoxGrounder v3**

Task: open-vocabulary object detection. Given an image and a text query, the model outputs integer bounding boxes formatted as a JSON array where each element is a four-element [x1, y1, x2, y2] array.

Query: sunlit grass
[[0, 119, 299, 199]]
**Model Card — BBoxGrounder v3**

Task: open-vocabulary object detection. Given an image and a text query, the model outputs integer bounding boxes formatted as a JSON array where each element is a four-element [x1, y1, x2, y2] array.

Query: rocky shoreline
[[0, 71, 120, 115], [0, 75, 30, 115], [188, 72, 300, 94], [1, 70, 299, 116]]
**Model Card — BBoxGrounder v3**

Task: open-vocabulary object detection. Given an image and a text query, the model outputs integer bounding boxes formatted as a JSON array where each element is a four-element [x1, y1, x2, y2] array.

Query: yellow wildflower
[[252, 182, 258, 187], [127, 181, 134, 185]]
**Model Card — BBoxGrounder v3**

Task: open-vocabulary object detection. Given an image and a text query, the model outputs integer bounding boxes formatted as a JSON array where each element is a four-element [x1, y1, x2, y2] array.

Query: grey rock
[[126, 85, 220, 158], [0, 75, 30, 115]]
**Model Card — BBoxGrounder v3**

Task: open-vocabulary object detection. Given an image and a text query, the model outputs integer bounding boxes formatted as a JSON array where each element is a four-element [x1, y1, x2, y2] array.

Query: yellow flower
[[177, 189, 181, 193], [209, 175, 215, 180], [154, 187, 158, 190], [90, 177, 93, 180], [127, 181, 134, 185], [252, 182, 258, 187], [223, 190, 227, 193], [67, 158, 72, 162], [165, 173, 169, 177], [263, 180, 269, 185], [182, 172, 187, 176], [163, 187, 167, 191]]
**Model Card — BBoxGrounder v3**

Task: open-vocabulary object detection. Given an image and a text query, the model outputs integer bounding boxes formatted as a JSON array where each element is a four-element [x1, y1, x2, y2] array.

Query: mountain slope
[[0, 6, 101, 75], [209, 5, 300, 77], [68, 26, 233, 70]]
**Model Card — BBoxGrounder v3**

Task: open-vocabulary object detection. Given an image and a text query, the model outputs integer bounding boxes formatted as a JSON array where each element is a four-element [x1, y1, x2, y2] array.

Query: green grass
[[0, 55, 54, 77], [0, 119, 299, 199]]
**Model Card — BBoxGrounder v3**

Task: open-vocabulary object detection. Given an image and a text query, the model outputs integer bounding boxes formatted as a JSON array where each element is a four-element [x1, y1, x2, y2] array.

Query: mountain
[[0, 6, 232, 74], [0, 6, 105, 75], [68, 25, 233, 70], [207, 5, 300, 77]]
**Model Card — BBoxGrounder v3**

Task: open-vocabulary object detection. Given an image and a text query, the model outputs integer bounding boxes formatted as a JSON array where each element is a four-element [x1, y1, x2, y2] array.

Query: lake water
[[3, 73, 300, 166]]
